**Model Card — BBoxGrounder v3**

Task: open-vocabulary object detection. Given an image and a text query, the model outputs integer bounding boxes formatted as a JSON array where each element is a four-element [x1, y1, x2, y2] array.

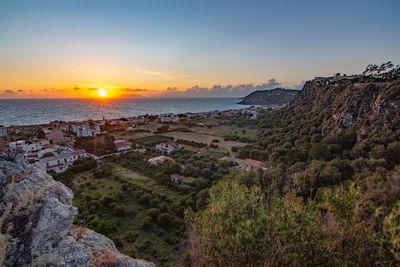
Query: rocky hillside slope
[[0, 156, 154, 267], [288, 79, 400, 142], [238, 88, 299, 105]]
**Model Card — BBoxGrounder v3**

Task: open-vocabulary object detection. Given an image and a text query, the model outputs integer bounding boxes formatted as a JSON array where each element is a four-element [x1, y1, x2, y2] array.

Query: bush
[[113, 205, 126, 217], [42, 152, 55, 158], [159, 202, 169, 212], [125, 232, 139, 243], [157, 213, 173, 227], [139, 193, 152, 205], [87, 215, 117, 236], [384, 201, 400, 261], [188, 178, 391, 266], [141, 216, 153, 229], [147, 208, 160, 222]]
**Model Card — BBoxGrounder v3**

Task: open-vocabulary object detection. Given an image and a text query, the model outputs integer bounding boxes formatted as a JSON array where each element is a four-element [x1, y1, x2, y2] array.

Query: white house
[[22, 142, 43, 153], [91, 125, 101, 135], [114, 139, 132, 152], [159, 114, 179, 123], [148, 155, 174, 166], [154, 141, 180, 154], [76, 126, 94, 137], [39, 149, 88, 173], [9, 140, 26, 150], [242, 159, 266, 172]]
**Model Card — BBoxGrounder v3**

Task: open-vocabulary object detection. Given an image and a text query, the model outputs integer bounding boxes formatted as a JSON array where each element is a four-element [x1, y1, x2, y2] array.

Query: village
[[0, 106, 269, 179]]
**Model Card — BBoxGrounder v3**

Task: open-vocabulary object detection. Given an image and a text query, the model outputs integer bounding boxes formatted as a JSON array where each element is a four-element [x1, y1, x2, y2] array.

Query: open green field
[[163, 129, 249, 150]]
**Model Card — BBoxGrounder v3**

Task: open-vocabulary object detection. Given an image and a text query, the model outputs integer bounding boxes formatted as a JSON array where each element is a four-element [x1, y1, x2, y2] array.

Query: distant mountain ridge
[[238, 88, 299, 105]]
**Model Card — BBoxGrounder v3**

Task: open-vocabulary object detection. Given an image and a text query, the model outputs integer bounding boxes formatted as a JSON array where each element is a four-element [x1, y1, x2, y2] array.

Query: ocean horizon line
[[0, 96, 241, 100]]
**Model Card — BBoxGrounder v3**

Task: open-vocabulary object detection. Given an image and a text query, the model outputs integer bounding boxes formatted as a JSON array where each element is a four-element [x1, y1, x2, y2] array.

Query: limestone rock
[[0, 156, 154, 267]]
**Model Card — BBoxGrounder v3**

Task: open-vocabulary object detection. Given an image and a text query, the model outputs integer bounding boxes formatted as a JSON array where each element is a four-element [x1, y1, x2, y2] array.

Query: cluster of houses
[[6, 138, 88, 173], [40, 150, 88, 173], [148, 141, 181, 166], [1, 106, 267, 176], [314, 73, 363, 85]]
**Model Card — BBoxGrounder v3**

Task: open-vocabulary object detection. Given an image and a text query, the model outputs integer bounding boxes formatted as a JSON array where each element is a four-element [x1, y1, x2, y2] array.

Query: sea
[[0, 98, 246, 126]]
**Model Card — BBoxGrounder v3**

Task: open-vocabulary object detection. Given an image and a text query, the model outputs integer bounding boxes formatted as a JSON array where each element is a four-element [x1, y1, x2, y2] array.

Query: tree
[[87, 215, 117, 236], [363, 61, 397, 79], [42, 152, 54, 158]]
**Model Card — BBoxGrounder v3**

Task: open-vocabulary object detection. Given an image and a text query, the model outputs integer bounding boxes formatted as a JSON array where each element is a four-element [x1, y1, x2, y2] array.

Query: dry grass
[[93, 249, 118, 267], [163, 130, 248, 150]]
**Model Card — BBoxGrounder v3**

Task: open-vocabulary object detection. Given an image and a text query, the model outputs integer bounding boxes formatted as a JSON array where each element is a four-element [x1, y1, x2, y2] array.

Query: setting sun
[[98, 88, 107, 98]]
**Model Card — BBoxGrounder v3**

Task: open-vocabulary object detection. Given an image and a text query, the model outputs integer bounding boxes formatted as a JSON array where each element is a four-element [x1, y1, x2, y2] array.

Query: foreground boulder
[[0, 156, 154, 267]]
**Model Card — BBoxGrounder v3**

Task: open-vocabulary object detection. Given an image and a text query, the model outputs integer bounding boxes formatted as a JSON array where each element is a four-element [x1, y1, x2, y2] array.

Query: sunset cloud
[[157, 78, 287, 98], [120, 88, 148, 93], [138, 70, 187, 80]]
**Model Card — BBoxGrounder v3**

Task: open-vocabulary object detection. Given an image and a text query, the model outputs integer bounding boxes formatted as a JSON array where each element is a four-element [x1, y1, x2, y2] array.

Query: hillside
[[0, 156, 154, 267], [189, 74, 400, 266], [238, 88, 299, 105]]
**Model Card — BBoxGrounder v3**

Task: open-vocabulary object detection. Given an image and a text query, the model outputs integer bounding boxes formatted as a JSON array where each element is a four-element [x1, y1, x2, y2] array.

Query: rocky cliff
[[288, 79, 400, 141], [238, 88, 299, 105], [0, 156, 154, 267]]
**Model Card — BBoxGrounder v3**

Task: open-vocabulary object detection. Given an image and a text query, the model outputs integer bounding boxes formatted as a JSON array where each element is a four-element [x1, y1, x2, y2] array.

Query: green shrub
[[147, 208, 160, 221], [157, 213, 173, 227]]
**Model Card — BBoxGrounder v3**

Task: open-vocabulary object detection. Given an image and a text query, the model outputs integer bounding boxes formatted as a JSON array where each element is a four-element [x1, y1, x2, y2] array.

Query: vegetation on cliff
[[188, 64, 400, 266]]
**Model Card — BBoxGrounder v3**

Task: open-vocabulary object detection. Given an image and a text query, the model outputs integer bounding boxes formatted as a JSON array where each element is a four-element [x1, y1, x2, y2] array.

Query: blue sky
[[0, 0, 399, 98]]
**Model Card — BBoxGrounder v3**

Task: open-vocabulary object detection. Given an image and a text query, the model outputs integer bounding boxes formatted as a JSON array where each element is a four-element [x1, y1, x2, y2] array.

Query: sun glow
[[98, 88, 108, 98]]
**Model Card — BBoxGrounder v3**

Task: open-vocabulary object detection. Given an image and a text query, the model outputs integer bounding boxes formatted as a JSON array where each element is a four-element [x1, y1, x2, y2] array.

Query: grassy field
[[163, 129, 249, 150], [131, 135, 173, 147], [194, 125, 257, 140]]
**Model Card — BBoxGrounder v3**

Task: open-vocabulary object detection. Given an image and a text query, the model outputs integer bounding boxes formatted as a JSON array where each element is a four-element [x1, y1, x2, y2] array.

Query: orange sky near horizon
[[0, 66, 305, 99]]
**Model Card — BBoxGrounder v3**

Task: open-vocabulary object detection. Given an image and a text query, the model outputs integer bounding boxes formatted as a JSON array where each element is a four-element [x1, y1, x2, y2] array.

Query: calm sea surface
[[0, 98, 245, 126]]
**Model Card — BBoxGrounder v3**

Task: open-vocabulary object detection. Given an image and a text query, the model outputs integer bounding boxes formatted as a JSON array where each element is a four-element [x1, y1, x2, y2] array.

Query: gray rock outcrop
[[0, 155, 154, 267]]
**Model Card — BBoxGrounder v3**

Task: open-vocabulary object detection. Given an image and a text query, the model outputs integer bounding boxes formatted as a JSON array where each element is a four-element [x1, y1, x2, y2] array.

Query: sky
[[0, 0, 399, 98]]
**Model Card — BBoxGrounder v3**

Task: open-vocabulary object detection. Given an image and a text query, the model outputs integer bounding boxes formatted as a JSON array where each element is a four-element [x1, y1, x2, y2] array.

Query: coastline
[[0, 107, 265, 129], [0, 98, 250, 127]]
